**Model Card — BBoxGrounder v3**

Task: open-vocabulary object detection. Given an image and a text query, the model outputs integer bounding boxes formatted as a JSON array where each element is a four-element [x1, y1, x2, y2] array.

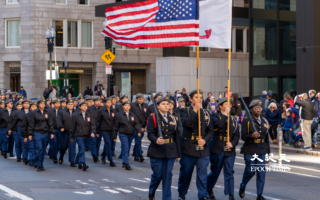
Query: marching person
[[60, 98, 67, 110], [178, 89, 214, 200], [147, 96, 181, 200], [0, 100, 5, 154], [21, 100, 38, 167], [49, 98, 61, 164], [0, 99, 14, 159], [113, 101, 142, 170], [97, 98, 116, 167], [207, 98, 240, 200], [87, 96, 102, 162], [57, 99, 76, 167], [111, 95, 118, 157], [70, 100, 96, 171], [45, 98, 51, 110], [239, 100, 270, 200], [116, 95, 129, 113], [130, 93, 148, 162], [29, 97, 55, 171]]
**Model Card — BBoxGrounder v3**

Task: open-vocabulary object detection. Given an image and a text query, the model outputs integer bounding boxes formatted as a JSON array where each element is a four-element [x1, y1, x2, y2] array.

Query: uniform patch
[[112, 113, 114, 117], [87, 117, 90, 122], [45, 114, 48, 119], [131, 117, 134, 121]]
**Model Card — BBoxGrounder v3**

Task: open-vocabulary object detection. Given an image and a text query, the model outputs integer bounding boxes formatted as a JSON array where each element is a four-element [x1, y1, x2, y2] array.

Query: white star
[[189, 8, 192, 10], [179, 6, 181, 9], [161, 14, 163, 16], [189, 13, 192, 16], [168, 4, 170, 6], [183, 3, 185, 6], [179, 12, 181, 14], [173, 13, 175, 15], [164, 17, 166, 19], [171, 11, 173, 13], [176, 9, 178, 12], [183, 14, 185, 17], [183, 9, 185, 11], [189, 2, 192, 5], [186, 11, 188, 13], [186, 6, 188, 8], [157, 17, 160, 19], [165, 2, 166, 4], [176, 15, 178, 17], [170, 16, 172, 18], [165, 12, 167, 14], [174, 2, 176, 5]]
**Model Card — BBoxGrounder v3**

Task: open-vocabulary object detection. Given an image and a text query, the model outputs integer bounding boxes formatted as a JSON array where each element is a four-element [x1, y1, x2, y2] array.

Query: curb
[[238, 141, 320, 157]]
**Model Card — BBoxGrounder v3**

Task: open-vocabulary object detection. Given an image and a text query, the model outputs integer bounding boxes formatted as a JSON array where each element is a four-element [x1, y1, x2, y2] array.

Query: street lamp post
[[103, 20, 114, 96], [46, 27, 56, 88]]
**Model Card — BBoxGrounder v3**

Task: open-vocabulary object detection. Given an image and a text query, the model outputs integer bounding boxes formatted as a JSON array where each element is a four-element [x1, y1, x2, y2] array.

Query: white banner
[[199, 0, 232, 49]]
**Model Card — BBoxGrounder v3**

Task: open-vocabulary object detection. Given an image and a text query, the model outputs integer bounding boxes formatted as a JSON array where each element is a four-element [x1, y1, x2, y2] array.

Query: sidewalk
[[238, 140, 320, 156]]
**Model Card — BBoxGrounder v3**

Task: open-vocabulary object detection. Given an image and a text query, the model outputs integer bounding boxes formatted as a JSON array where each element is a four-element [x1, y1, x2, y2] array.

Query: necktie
[[70, 111, 72, 117], [8, 110, 11, 116], [108, 109, 110, 116], [139, 104, 143, 113], [127, 113, 129, 121], [41, 111, 43, 115], [56, 110, 58, 117], [163, 114, 168, 123], [83, 113, 85, 120]]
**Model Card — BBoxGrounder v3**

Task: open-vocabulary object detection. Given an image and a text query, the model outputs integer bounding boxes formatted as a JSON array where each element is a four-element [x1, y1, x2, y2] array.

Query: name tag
[[45, 114, 48, 119], [87, 117, 90, 122], [112, 113, 114, 117], [131, 117, 134, 121]]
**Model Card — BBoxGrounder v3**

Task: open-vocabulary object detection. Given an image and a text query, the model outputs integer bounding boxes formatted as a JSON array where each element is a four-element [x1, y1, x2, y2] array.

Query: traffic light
[[105, 37, 113, 50]]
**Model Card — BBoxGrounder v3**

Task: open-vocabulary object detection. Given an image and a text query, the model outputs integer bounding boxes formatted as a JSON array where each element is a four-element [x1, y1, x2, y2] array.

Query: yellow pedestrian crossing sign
[[101, 49, 116, 65]]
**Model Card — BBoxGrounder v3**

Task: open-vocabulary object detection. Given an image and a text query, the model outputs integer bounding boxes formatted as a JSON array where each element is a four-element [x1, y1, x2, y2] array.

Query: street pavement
[[0, 138, 319, 200]]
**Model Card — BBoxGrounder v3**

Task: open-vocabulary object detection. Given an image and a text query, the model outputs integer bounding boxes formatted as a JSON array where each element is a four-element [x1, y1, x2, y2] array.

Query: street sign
[[106, 65, 112, 75], [101, 49, 116, 65]]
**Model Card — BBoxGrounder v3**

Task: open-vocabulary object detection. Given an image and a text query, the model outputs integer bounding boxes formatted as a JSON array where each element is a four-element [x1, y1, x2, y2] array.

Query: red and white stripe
[[101, 0, 199, 48]]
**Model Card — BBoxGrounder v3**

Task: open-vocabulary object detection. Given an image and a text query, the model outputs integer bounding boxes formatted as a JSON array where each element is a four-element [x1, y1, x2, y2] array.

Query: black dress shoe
[[124, 163, 132, 170], [112, 153, 116, 157], [78, 164, 83, 169], [44, 151, 47, 155], [134, 157, 140, 162], [40, 167, 45, 171], [199, 197, 208, 200], [3, 152, 7, 159], [257, 195, 266, 200], [82, 163, 89, 171], [29, 163, 33, 167], [24, 159, 29, 165], [10, 154, 14, 157], [110, 161, 116, 167], [37, 167, 41, 172], [85, 147, 89, 152], [149, 192, 155, 200], [93, 156, 98, 163], [34, 165, 38, 168], [102, 157, 106, 164], [53, 157, 58, 164], [59, 157, 63, 165], [49, 156, 52, 159], [139, 156, 145, 162], [239, 183, 245, 198], [17, 158, 21, 162], [208, 189, 216, 200], [229, 195, 235, 200], [178, 194, 186, 200], [70, 162, 77, 167]]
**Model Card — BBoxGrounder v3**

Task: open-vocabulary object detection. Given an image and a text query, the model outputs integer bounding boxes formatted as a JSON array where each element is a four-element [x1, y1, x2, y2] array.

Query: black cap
[[79, 100, 87, 106], [156, 96, 168, 104], [110, 95, 116, 99], [22, 99, 29, 104], [154, 92, 163, 99], [189, 89, 203, 98], [85, 96, 93, 101], [217, 98, 228, 107], [18, 96, 24, 100], [66, 99, 74, 104], [72, 97, 78, 101], [120, 94, 128, 100], [20, 86, 23, 88], [0, 100, 4, 104], [105, 97, 112, 102], [77, 95, 84, 100], [15, 101, 22, 106], [46, 98, 51, 102], [5, 99, 13, 104], [30, 100, 37, 106], [122, 101, 130, 106], [5, 92, 10, 95], [60, 98, 66, 103], [135, 93, 144, 99], [52, 99, 61, 104], [249, 99, 262, 108], [93, 96, 101, 101], [38, 97, 46, 104], [11, 92, 17, 95]]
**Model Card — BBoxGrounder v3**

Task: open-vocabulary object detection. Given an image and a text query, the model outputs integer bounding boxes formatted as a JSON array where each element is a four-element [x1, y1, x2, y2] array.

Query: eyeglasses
[[270, 107, 275, 109], [253, 107, 262, 111]]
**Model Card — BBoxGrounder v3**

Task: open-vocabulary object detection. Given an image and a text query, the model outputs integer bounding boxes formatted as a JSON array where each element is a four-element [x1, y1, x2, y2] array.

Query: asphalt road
[[0, 138, 319, 200]]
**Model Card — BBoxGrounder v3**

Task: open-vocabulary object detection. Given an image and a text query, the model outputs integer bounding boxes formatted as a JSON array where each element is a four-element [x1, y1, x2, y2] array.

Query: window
[[236, 29, 243, 52], [189, 47, 210, 52], [78, 0, 89, 5], [253, 0, 277, 10], [7, 0, 19, 4], [282, 77, 296, 98], [81, 22, 92, 48], [253, 20, 277, 65], [6, 20, 21, 47], [230, 27, 248, 53], [252, 77, 278, 99], [68, 21, 78, 47], [279, 21, 296, 64], [56, 0, 66, 3], [233, 0, 249, 8], [280, 0, 296, 11], [53, 21, 64, 47]]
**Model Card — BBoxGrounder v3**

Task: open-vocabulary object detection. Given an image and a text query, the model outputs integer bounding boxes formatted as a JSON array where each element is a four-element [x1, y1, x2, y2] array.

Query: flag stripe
[[106, 0, 158, 17], [108, 11, 158, 27], [115, 41, 198, 48], [107, 6, 159, 21]]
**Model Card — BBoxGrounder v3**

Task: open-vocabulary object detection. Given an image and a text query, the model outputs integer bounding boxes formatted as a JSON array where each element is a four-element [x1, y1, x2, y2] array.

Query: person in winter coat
[[265, 102, 281, 144], [282, 109, 294, 146], [43, 88, 49, 99], [83, 86, 93, 97], [180, 88, 190, 106], [203, 92, 212, 109], [259, 91, 268, 115], [230, 93, 242, 120], [285, 93, 294, 107]]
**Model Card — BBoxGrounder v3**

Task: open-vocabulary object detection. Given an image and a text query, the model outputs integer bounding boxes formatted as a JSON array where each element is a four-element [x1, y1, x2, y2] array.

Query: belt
[[164, 138, 173, 144], [219, 136, 228, 141], [253, 139, 265, 144]]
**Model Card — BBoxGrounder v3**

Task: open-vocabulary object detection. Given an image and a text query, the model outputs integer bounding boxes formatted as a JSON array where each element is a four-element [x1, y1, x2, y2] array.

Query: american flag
[[101, 0, 199, 48]]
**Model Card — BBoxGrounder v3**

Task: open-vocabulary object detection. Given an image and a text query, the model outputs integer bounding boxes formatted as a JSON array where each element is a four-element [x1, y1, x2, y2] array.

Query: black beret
[[46, 98, 51, 102], [5, 92, 10, 95], [15, 101, 22, 106], [52, 99, 61, 104], [122, 101, 130, 106], [60, 98, 66, 103], [66, 99, 74, 104], [189, 89, 203, 98], [0, 100, 4, 104], [156, 96, 168, 104], [249, 99, 262, 108], [79, 100, 87, 106], [22, 99, 29, 104], [5, 99, 13, 104], [217, 98, 228, 107], [93, 96, 101, 101], [154, 92, 163, 99], [135, 93, 144, 99], [120, 94, 128, 100]]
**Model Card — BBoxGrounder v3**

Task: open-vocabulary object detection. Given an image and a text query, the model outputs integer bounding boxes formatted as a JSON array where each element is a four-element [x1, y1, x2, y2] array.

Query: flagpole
[[197, 45, 202, 150], [226, 48, 231, 149]]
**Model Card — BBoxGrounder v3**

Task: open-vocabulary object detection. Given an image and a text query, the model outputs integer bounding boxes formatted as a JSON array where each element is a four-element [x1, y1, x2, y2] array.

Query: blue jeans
[[102, 132, 113, 161], [284, 130, 293, 144], [96, 131, 102, 156], [207, 151, 235, 195], [59, 131, 76, 162], [149, 158, 175, 200], [75, 137, 89, 164], [133, 130, 143, 157], [178, 154, 210, 199], [119, 133, 134, 164], [34, 132, 49, 168], [28, 137, 37, 166], [12, 127, 26, 159], [1, 128, 9, 152], [49, 129, 60, 158], [241, 154, 266, 195]]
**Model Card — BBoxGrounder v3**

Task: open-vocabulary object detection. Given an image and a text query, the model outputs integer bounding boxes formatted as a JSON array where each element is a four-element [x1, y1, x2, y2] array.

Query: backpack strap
[[152, 113, 157, 128]]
